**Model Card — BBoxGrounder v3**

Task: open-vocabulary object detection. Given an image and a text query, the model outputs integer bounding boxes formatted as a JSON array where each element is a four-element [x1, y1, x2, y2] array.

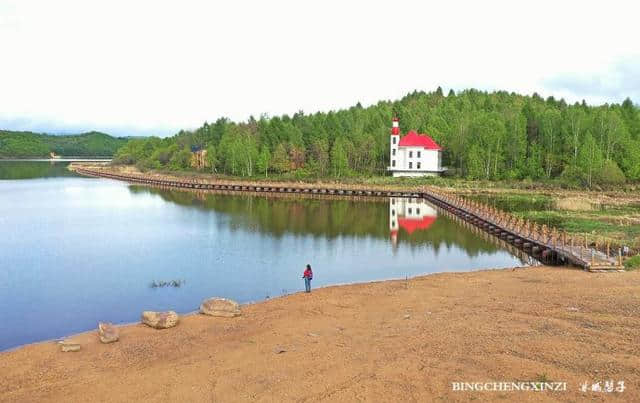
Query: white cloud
[[543, 56, 640, 105], [1, 0, 638, 136]]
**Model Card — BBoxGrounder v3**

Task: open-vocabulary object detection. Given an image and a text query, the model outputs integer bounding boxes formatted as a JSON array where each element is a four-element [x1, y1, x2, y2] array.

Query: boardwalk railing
[[423, 189, 622, 271], [72, 165, 624, 271]]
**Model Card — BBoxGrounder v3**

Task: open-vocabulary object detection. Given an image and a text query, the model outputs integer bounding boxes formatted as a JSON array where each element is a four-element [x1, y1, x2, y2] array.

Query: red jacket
[[303, 268, 313, 279]]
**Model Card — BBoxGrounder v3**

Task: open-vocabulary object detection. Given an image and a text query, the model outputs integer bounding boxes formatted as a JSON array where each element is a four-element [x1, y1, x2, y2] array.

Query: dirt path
[[2, 266, 639, 402]]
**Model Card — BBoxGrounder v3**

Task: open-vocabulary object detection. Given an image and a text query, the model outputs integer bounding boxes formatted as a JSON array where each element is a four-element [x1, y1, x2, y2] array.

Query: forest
[[113, 88, 640, 187], [0, 130, 128, 158]]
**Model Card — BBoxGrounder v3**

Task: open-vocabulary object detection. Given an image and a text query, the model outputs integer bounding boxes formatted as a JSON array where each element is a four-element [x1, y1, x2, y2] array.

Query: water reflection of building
[[389, 197, 438, 247]]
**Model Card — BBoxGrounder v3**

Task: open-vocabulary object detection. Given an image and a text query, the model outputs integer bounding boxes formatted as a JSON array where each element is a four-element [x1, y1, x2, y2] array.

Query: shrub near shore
[[625, 255, 640, 271]]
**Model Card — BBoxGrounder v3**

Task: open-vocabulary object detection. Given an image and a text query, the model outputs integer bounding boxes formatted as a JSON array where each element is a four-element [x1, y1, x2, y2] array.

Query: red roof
[[398, 216, 436, 234], [398, 131, 442, 150]]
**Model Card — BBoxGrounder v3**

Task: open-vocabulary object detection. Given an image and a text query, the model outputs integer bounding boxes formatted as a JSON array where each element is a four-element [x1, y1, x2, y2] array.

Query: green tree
[[271, 143, 290, 173], [256, 145, 271, 177], [169, 148, 192, 170], [206, 144, 218, 173], [330, 138, 349, 178], [577, 131, 603, 187]]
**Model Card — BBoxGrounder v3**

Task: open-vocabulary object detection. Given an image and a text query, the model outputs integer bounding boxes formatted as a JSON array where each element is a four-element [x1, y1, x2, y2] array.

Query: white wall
[[393, 147, 440, 171], [388, 141, 444, 176]]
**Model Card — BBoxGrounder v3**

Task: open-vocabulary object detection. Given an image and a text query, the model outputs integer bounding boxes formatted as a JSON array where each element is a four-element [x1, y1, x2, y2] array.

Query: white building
[[387, 117, 445, 177], [389, 197, 438, 247]]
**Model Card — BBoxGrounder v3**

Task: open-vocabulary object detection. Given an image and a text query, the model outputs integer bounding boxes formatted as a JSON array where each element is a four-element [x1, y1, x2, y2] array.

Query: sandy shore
[[1, 266, 639, 402]]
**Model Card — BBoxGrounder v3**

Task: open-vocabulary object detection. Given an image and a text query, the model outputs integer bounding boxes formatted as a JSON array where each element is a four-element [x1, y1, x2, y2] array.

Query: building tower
[[390, 117, 400, 170], [389, 197, 399, 249]]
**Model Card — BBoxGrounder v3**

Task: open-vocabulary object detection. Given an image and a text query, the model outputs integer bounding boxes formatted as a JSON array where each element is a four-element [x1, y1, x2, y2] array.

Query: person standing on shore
[[302, 264, 313, 293]]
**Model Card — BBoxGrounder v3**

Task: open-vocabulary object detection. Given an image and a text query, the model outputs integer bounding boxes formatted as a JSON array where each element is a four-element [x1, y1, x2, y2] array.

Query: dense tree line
[[0, 131, 128, 157], [114, 89, 640, 186]]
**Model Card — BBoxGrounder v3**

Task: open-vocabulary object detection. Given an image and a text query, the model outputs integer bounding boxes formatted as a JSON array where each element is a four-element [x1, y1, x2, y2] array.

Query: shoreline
[[69, 162, 640, 195], [2, 265, 639, 402], [1, 265, 531, 354]]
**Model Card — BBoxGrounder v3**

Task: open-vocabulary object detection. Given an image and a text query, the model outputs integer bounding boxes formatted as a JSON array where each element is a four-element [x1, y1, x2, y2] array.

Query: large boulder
[[141, 311, 179, 329], [98, 322, 119, 343], [200, 297, 241, 317]]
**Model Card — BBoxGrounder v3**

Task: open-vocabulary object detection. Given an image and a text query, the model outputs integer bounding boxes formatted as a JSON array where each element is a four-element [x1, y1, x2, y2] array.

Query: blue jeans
[[304, 277, 311, 292]]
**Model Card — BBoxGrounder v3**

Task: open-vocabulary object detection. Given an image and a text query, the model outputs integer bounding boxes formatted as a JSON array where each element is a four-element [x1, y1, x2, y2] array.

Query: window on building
[[392, 149, 396, 156], [408, 208, 412, 214], [392, 137, 396, 144], [392, 160, 396, 167], [392, 221, 395, 227], [416, 208, 420, 215], [417, 162, 421, 170], [409, 151, 413, 158], [392, 209, 395, 216], [417, 151, 421, 158], [391, 199, 395, 205], [409, 162, 412, 169]]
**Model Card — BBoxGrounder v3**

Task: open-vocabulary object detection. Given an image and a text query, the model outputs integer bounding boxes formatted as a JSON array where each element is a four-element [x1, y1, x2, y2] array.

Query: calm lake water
[[0, 161, 526, 351]]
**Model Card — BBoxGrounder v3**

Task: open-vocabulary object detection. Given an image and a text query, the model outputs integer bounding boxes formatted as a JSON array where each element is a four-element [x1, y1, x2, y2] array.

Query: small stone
[[403, 314, 411, 319], [60, 342, 81, 352], [567, 307, 579, 312], [308, 333, 319, 337], [274, 346, 287, 354], [200, 297, 241, 318], [98, 322, 119, 343], [141, 311, 179, 329]]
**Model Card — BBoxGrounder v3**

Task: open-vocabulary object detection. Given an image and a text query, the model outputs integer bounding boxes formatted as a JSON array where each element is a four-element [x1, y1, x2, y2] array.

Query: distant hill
[[0, 130, 129, 157]]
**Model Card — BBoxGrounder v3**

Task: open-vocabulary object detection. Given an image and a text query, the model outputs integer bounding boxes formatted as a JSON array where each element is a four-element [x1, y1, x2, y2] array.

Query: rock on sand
[[200, 297, 241, 317], [60, 342, 81, 352], [141, 311, 179, 329], [98, 322, 119, 343]]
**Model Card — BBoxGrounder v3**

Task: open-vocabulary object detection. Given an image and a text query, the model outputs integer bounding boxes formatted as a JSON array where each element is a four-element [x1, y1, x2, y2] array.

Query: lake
[[0, 161, 528, 351]]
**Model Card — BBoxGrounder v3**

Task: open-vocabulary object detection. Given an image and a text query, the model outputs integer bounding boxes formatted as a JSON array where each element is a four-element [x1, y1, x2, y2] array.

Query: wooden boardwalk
[[422, 190, 622, 271], [72, 166, 624, 271]]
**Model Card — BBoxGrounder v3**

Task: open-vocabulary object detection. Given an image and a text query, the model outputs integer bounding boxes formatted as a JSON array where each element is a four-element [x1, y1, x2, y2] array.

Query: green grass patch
[[624, 255, 640, 271], [466, 193, 554, 212]]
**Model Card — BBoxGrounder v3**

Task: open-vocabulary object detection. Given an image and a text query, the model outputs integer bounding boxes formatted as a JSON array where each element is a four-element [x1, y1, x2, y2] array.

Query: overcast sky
[[1, 0, 638, 136]]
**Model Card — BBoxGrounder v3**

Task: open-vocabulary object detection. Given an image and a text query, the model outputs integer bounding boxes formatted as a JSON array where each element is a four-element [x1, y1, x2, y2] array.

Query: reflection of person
[[623, 245, 629, 256], [302, 264, 313, 293]]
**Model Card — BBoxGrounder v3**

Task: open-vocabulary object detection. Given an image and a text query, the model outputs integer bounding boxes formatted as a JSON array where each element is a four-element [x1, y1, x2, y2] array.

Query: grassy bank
[[463, 192, 640, 253]]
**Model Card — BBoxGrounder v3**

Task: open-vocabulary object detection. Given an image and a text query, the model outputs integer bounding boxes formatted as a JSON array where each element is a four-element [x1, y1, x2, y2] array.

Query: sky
[[1, 0, 639, 136]]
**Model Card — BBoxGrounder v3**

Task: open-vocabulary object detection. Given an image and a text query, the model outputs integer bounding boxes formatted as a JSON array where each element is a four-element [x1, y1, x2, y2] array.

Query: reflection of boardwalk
[[73, 166, 624, 271], [430, 200, 539, 266]]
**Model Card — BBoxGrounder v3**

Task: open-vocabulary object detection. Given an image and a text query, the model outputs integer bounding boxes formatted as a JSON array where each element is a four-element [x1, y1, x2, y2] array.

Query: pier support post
[[618, 248, 622, 266]]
